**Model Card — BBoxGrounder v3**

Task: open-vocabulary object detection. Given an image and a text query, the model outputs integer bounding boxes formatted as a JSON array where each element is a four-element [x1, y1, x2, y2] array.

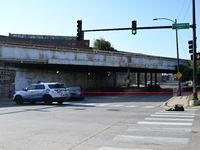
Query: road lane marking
[[92, 95, 133, 103], [137, 121, 193, 126], [128, 127, 192, 133], [145, 118, 194, 121], [113, 135, 189, 144]]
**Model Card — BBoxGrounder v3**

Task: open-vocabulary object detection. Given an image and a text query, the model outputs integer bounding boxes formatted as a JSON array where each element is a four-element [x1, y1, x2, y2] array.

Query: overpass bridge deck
[[0, 42, 188, 73]]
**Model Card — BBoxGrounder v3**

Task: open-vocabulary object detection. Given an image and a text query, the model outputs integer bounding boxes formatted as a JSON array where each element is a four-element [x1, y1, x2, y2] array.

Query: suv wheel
[[15, 96, 23, 104], [43, 95, 52, 105], [30, 101, 36, 104], [57, 101, 64, 105]]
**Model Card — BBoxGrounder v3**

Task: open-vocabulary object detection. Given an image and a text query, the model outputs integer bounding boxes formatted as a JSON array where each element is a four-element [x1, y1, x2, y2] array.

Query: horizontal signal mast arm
[[83, 25, 193, 32]]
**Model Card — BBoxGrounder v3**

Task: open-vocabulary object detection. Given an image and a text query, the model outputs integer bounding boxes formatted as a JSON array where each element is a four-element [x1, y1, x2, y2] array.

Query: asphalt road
[[0, 92, 200, 150]]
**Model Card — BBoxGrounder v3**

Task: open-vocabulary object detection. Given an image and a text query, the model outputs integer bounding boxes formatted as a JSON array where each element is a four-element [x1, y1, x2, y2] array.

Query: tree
[[93, 38, 117, 51], [178, 63, 192, 82], [179, 60, 200, 84]]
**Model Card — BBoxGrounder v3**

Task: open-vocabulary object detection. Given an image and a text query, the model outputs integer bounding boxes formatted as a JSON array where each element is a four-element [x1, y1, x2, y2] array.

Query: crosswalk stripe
[[97, 146, 147, 150], [126, 105, 138, 108], [70, 102, 83, 105], [128, 127, 191, 133], [83, 103, 96, 106], [110, 104, 124, 107], [142, 106, 155, 108], [113, 135, 189, 144], [137, 121, 193, 126], [151, 114, 194, 118], [98, 109, 195, 150], [155, 112, 195, 115], [96, 104, 110, 106], [145, 118, 194, 121], [67, 103, 158, 109], [187, 109, 199, 111]]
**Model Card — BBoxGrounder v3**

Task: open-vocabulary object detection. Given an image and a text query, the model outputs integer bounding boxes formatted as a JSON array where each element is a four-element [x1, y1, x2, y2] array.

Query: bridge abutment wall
[[14, 68, 116, 91]]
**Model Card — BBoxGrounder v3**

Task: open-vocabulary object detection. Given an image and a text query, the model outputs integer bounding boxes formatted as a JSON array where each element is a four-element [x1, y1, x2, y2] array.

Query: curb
[[0, 99, 12, 101]]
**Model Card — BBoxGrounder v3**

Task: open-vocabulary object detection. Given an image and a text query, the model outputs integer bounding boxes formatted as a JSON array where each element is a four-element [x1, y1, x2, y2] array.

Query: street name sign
[[172, 23, 190, 29]]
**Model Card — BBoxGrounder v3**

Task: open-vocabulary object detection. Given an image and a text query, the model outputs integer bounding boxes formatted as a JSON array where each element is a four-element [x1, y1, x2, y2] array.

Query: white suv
[[13, 82, 69, 105]]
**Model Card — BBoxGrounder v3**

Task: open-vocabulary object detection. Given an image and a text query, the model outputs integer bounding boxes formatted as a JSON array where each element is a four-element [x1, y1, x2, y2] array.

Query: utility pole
[[192, 0, 198, 100]]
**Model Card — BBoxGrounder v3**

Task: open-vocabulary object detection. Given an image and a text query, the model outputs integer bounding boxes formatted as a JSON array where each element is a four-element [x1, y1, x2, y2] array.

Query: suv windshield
[[48, 84, 66, 89]]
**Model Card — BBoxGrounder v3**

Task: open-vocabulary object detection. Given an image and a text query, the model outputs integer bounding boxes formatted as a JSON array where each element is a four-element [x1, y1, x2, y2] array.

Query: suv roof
[[37, 82, 64, 84]]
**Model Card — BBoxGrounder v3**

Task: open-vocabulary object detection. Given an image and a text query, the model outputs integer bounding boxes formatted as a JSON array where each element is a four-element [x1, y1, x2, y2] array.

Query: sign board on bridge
[[172, 23, 190, 30]]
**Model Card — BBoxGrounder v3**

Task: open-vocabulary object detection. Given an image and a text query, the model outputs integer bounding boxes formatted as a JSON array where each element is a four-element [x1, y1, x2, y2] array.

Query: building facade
[[0, 33, 90, 49]]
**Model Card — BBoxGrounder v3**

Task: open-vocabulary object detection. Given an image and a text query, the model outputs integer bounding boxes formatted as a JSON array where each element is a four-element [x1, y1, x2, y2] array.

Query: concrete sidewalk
[[164, 93, 200, 109], [164, 93, 190, 107]]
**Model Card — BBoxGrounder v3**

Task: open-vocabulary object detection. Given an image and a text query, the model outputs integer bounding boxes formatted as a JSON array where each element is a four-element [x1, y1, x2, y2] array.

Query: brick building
[[0, 33, 90, 49]]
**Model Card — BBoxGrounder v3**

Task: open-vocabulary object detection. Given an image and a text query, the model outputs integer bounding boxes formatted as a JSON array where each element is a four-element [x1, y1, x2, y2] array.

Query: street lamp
[[153, 18, 181, 96]]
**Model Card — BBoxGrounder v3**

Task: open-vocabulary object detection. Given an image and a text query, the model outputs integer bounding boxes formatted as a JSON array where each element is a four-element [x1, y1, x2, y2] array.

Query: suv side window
[[48, 84, 66, 89], [36, 85, 45, 90], [27, 85, 37, 90]]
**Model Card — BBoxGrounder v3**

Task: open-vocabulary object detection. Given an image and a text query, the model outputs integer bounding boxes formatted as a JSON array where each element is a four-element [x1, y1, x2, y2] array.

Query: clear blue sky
[[0, 0, 199, 59]]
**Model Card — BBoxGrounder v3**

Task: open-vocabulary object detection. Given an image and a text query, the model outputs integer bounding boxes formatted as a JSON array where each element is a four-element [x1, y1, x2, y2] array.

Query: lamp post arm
[[153, 18, 175, 24]]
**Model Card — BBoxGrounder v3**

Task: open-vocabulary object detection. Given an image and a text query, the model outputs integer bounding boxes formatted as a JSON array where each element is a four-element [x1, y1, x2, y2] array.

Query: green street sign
[[172, 23, 190, 29]]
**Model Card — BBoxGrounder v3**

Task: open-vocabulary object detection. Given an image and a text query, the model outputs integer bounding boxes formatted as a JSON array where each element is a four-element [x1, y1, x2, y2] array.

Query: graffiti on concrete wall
[[0, 69, 15, 83]]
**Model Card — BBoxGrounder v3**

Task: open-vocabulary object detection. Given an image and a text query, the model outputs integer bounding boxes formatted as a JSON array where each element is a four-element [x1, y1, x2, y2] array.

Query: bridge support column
[[145, 72, 147, 87], [137, 72, 140, 88], [126, 68, 131, 87], [155, 73, 157, 85]]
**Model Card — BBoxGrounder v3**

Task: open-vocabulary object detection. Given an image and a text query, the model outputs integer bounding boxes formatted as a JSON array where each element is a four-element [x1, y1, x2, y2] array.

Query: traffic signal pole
[[79, 1, 197, 96], [192, 0, 198, 100]]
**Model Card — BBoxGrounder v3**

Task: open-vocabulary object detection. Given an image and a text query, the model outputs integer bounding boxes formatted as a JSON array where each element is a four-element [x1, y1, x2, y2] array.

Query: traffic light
[[77, 20, 84, 41], [188, 40, 193, 53], [132, 20, 137, 35], [196, 53, 200, 60], [191, 53, 200, 60]]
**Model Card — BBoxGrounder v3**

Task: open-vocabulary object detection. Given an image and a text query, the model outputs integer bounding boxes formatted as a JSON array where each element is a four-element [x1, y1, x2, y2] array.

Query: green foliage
[[93, 38, 117, 51], [178, 61, 193, 82], [197, 61, 200, 74], [179, 60, 200, 84]]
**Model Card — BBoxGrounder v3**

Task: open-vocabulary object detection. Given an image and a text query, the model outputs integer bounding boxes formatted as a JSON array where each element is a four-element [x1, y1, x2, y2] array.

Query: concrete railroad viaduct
[[0, 42, 188, 100]]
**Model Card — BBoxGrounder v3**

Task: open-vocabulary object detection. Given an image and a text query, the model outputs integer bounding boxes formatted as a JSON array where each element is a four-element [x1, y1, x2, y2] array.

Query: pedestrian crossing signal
[[190, 53, 200, 60], [196, 53, 200, 60]]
